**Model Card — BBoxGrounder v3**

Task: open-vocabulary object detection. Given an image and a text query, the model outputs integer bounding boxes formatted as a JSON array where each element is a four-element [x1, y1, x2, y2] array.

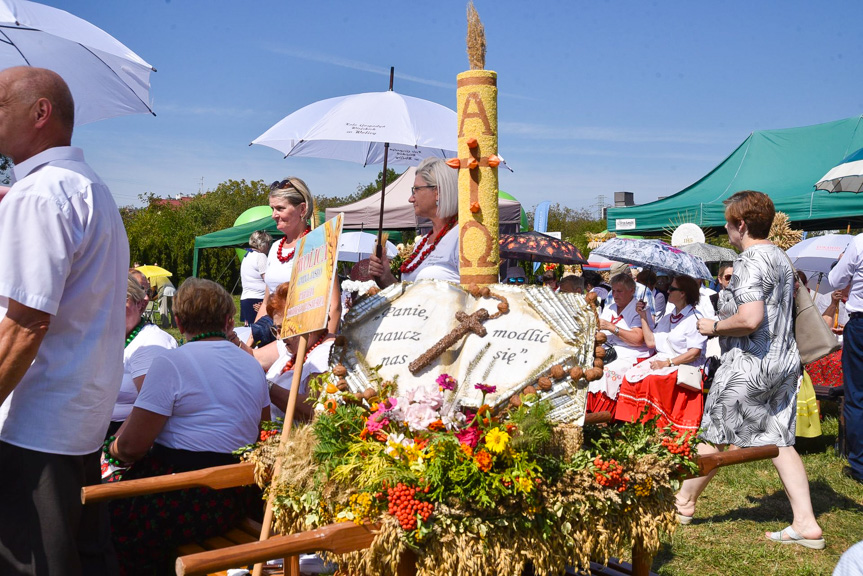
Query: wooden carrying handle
[[81, 462, 255, 504], [695, 445, 778, 477], [176, 522, 378, 576]]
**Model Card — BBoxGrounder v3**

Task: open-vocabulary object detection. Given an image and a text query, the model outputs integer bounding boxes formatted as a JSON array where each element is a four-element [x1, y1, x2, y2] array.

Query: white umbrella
[[0, 0, 155, 125], [815, 147, 863, 193], [337, 231, 398, 263], [252, 89, 457, 167], [678, 242, 737, 263], [786, 233, 853, 293], [253, 68, 468, 261]]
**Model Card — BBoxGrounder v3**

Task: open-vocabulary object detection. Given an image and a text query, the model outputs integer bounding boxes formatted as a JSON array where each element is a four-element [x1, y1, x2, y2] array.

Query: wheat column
[[455, 69, 501, 286]]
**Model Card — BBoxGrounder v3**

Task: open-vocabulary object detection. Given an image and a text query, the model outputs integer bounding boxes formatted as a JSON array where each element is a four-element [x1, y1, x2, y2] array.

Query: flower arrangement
[[390, 241, 415, 278], [241, 371, 699, 576]]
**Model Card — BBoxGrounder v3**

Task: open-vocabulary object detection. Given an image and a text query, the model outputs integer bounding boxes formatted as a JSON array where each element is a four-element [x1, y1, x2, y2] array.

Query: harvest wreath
[[237, 368, 698, 576]]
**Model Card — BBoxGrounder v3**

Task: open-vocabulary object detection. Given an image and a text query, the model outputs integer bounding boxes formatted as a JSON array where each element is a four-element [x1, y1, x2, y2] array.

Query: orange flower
[[428, 419, 445, 432], [323, 398, 338, 413], [460, 443, 474, 458], [474, 450, 492, 472]]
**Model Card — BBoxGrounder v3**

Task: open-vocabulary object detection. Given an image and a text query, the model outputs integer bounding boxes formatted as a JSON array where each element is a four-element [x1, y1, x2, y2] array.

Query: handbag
[[602, 343, 618, 364], [781, 249, 842, 364], [794, 285, 841, 365], [676, 364, 703, 391]]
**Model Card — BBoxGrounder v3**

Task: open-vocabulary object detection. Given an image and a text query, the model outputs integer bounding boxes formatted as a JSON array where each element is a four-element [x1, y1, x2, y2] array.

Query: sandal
[[676, 513, 693, 525], [766, 526, 825, 550]]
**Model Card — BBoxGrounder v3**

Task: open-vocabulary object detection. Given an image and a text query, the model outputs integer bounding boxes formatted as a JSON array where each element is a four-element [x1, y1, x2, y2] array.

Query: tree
[[122, 179, 270, 289]]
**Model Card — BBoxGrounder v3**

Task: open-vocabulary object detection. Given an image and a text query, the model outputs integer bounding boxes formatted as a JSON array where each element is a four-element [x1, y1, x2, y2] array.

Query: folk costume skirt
[[614, 370, 704, 433]]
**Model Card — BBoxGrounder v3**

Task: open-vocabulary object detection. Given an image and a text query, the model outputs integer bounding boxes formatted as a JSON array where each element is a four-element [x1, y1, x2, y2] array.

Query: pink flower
[[365, 398, 397, 433], [455, 426, 481, 448], [401, 381, 443, 410], [365, 415, 389, 433], [474, 383, 496, 395], [436, 374, 457, 391], [402, 403, 440, 432]]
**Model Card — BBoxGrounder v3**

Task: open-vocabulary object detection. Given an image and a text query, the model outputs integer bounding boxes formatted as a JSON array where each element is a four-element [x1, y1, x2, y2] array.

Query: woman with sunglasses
[[249, 178, 340, 347], [368, 157, 459, 286], [614, 274, 707, 433]]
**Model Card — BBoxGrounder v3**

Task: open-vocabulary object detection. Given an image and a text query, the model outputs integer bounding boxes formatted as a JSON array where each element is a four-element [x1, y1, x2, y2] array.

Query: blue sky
[[42, 0, 863, 216]]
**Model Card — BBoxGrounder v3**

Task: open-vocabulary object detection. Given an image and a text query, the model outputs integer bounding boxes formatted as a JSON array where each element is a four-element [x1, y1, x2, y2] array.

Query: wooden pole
[[251, 334, 309, 576]]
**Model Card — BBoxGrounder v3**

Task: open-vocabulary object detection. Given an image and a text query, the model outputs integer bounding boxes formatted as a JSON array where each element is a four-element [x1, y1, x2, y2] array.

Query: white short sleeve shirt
[[0, 147, 129, 455], [134, 341, 270, 453], [600, 298, 653, 358], [240, 250, 269, 300], [112, 324, 178, 422]]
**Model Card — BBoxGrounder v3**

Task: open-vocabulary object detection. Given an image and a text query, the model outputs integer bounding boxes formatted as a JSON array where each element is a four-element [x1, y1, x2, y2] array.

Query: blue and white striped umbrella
[[591, 238, 712, 280], [815, 147, 863, 193]]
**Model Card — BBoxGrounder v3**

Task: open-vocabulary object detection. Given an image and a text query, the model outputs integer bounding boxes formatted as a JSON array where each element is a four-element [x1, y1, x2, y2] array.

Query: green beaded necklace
[[187, 331, 227, 344], [125, 319, 147, 348]]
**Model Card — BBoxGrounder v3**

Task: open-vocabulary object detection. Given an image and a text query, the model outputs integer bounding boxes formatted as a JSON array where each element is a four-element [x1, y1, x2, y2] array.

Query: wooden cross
[[408, 308, 490, 374]]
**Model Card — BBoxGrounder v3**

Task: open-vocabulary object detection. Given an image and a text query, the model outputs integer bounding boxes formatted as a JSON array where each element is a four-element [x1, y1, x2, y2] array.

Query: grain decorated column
[[454, 3, 501, 287]]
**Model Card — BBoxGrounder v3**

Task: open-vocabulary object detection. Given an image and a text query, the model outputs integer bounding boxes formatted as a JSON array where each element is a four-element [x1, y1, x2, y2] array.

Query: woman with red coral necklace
[[369, 157, 459, 287], [247, 177, 340, 349]]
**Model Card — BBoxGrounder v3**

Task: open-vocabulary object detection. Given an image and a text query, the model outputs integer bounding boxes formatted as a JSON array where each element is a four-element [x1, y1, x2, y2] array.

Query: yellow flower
[[484, 428, 510, 453], [515, 476, 533, 493]]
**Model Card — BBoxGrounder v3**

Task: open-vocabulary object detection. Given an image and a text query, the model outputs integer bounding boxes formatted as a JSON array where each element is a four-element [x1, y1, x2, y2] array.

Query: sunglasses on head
[[269, 179, 297, 192], [269, 324, 283, 340], [506, 276, 526, 284]]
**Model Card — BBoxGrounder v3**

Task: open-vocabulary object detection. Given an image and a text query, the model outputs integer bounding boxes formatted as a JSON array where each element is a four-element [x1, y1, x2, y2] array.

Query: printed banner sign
[[282, 213, 343, 337]]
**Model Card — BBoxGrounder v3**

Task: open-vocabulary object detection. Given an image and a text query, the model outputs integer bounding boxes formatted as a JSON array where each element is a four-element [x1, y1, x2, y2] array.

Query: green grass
[[649, 414, 863, 576]]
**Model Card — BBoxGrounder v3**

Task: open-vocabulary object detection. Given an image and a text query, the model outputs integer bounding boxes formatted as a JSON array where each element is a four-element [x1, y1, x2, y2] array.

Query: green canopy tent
[[192, 216, 282, 277], [191, 213, 403, 277], [607, 115, 863, 234]]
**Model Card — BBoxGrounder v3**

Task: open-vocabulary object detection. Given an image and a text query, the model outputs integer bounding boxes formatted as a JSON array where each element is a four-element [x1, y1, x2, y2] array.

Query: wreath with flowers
[[239, 370, 698, 576]]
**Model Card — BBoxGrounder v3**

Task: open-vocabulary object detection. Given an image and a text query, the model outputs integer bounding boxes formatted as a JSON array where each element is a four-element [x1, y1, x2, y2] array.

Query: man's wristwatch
[[713, 320, 720, 335], [668, 359, 675, 367], [614, 326, 620, 336]]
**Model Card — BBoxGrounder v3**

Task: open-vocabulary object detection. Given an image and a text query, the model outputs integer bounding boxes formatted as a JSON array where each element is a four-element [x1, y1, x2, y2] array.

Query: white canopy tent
[[325, 167, 525, 233]]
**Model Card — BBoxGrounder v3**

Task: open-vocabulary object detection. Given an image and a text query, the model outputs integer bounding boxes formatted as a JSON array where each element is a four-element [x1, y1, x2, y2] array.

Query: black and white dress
[[701, 243, 800, 447]]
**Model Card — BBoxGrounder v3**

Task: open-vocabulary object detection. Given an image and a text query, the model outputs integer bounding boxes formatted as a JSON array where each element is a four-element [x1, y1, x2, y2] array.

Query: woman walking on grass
[[675, 190, 824, 549]]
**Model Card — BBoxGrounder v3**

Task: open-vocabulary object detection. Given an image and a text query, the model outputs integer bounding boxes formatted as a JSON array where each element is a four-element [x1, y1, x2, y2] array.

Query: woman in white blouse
[[614, 274, 707, 432], [589, 273, 652, 412], [368, 157, 459, 286], [239, 230, 272, 326]]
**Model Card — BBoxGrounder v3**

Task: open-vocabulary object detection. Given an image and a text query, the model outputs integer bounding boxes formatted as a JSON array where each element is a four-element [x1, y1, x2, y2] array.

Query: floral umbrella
[[591, 238, 711, 280], [498, 231, 587, 265]]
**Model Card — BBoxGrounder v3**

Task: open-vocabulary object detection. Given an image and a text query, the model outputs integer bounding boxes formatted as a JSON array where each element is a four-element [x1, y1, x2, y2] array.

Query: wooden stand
[[82, 442, 779, 576]]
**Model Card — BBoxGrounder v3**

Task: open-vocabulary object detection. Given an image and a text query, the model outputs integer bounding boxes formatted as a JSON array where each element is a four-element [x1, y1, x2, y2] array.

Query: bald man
[[0, 67, 128, 575]]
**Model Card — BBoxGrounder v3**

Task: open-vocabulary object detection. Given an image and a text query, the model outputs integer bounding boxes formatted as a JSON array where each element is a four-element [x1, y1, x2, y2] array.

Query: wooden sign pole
[[251, 333, 309, 576]]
